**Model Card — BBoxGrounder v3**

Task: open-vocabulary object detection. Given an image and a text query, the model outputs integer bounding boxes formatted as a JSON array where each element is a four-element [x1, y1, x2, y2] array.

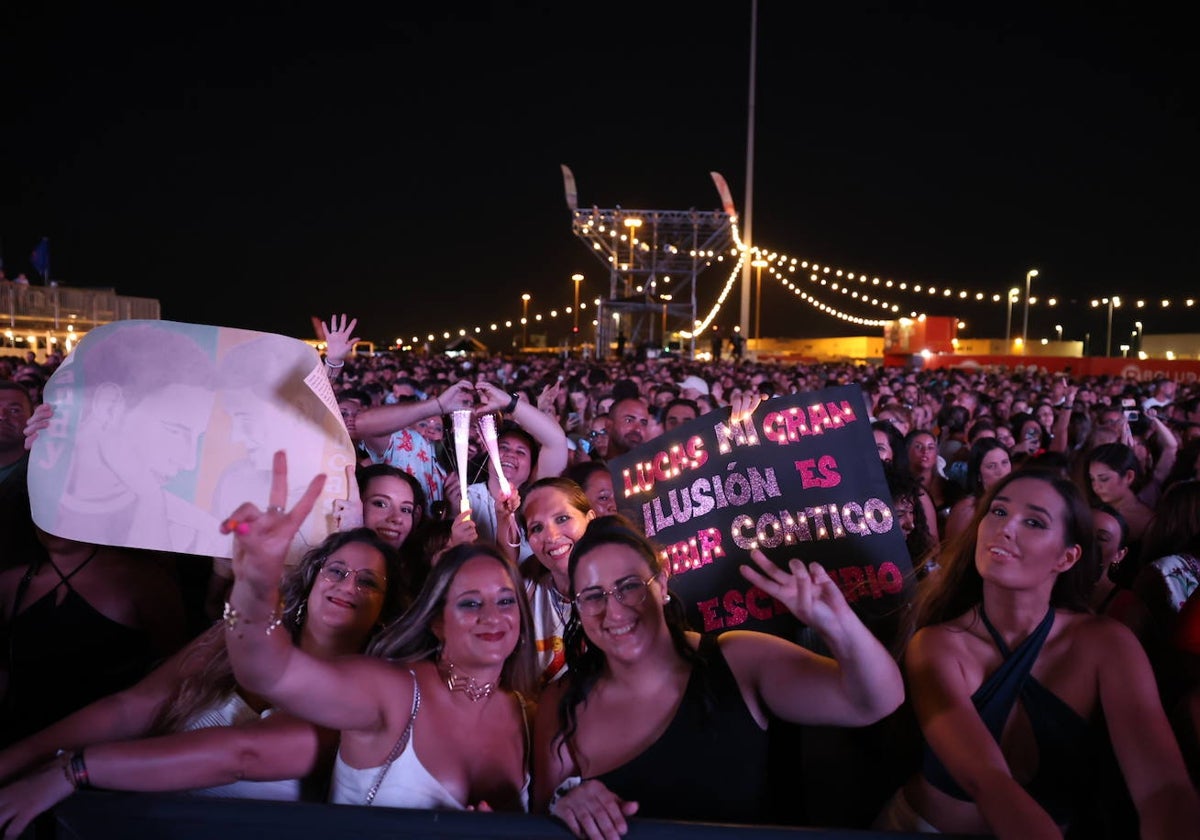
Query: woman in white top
[[225, 453, 537, 812], [0, 526, 399, 836]]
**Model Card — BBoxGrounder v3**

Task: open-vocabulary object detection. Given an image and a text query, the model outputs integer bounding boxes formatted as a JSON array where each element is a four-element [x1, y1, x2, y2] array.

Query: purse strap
[[364, 671, 421, 806]]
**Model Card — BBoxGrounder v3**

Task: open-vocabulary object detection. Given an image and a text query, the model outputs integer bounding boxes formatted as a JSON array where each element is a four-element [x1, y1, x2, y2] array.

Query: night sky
[[2, 3, 1195, 349]]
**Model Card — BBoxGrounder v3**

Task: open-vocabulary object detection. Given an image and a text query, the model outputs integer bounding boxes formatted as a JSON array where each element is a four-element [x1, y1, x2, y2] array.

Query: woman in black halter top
[[877, 470, 1199, 838]]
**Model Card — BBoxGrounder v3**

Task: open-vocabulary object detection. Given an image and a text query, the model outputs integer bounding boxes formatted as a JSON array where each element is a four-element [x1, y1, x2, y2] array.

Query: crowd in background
[[0, 320, 1198, 839]]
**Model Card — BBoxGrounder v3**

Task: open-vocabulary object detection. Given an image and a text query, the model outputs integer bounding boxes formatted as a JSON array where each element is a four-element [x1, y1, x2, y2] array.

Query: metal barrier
[[32, 790, 957, 840]]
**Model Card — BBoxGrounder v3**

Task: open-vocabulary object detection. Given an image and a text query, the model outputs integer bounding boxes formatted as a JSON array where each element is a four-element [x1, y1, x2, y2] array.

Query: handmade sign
[[609, 385, 913, 638], [29, 320, 355, 562]]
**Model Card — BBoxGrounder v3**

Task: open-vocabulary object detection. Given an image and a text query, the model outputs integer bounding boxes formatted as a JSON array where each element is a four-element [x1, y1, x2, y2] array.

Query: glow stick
[[451, 409, 473, 514], [477, 413, 511, 497]]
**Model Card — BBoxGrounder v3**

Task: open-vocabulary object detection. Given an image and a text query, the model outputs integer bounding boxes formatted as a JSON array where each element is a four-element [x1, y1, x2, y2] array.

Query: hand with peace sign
[[738, 548, 856, 641], [221, 450, 326, 603]]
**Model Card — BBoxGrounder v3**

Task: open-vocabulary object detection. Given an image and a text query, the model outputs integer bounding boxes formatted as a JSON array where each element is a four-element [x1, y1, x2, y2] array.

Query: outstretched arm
[[354, 379, 474, 444], [222, 452, 397, 735], [1096, 619, 1200, 839], [0, 712, 329, 839], [727, 549, 904, 727], [0, 636, 205, 785]]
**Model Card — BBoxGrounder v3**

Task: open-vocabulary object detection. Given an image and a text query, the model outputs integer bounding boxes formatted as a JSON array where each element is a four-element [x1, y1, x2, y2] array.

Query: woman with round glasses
[[0, 527, 400, 834], [224, 454, 538, 811], [533, 517, 904, 834]]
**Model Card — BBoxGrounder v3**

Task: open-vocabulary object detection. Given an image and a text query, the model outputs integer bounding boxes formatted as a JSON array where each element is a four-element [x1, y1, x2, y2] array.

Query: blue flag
[[31, 238, 50, 281]]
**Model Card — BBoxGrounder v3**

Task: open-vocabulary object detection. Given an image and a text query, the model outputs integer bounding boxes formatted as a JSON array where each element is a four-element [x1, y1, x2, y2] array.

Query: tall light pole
[[660, 294, 672, 347], [1021, 268, 1038, 351], [1092, 296, 1121, 356], [521, 293, 531, 348], [571, 274, 583, 337], [739, 0, 760, 338], [1005, 287, 1020, 348], [751, 258, 768, 339], [1054, 324, 1063, 342], [1134, 320, 1143, 353]]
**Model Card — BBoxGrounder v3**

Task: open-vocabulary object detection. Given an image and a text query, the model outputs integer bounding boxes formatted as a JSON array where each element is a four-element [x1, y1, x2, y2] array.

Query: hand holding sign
[[331, 464, 364, 531]]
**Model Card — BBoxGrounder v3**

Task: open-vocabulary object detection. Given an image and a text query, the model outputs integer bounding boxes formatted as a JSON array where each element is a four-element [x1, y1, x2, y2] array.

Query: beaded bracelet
[[223, 601, 284, 635]]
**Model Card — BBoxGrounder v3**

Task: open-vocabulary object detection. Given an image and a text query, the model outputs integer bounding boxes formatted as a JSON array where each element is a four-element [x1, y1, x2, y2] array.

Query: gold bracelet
[[223, 601, 284, 635]]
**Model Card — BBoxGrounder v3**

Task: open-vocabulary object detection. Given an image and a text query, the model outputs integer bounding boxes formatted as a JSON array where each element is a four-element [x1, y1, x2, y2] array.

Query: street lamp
[[1054, 324, 1063, 342], [751, 258, 769, 339], [1005, 287, 1020, 348], [521, 293, 531, 347], [1134, 320, 1143, 353], [659, 294, 672, 347], [571, 274, 583, 337], [1091, 296, 1121, 356], [1022, 268, 1038, 351]]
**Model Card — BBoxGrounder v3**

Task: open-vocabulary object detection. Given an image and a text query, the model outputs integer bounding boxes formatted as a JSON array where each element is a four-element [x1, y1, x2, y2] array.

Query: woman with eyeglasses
[[533, 517, 903, 835], [0, 526, 400, 836], [223, 453, 537, 812]]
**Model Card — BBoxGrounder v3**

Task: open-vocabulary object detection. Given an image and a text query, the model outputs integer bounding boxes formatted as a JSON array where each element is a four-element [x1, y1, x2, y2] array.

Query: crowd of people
[[1, 314, 1199, 839]]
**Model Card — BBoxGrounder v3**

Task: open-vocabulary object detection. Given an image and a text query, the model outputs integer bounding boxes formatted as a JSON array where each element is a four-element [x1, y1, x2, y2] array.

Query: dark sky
[[2, 2, 1195, 348]]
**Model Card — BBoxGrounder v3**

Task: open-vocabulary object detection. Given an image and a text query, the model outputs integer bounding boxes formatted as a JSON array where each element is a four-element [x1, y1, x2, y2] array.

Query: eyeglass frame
[[573, 574, 659, 616], [319, 561, 387, 594]]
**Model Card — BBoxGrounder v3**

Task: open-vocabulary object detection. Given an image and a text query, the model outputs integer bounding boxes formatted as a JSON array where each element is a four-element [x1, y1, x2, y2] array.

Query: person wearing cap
[[677, 375, 709, 402]]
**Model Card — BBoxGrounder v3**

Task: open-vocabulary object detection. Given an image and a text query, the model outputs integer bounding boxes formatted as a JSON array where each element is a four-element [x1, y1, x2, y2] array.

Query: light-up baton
[[477, 413, 512, 498], [451, 409, 473, 514]]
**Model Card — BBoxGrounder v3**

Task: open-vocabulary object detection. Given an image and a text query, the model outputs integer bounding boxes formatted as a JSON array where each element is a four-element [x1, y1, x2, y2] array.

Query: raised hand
[[738, 548, 853, 638], [222, 451, 326, 600], [438, 379, 478, 413], [23, 403, 52, 451], [730, 391, 766, 425], [332, 464, 363, 531], [551, 779, 638, 840], [473, 381, 514, 415], [321, 314, 360, 365]]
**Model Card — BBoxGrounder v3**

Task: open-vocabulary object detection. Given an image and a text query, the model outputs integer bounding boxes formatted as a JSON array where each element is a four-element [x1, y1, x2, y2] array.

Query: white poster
[[28, 320, 356, 561]]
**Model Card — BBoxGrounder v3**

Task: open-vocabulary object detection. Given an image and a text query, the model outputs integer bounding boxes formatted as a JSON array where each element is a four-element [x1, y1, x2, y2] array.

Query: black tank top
[[593, 634, 769, 824], [1, 552, 155, 745]]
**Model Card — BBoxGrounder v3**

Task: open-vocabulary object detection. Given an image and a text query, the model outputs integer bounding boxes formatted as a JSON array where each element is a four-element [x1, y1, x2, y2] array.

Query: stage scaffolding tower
[[562, 166, 735, 359]]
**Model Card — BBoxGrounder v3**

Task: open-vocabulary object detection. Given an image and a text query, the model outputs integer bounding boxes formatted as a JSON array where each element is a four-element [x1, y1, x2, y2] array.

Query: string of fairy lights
[[398, 222, 1196, 347]]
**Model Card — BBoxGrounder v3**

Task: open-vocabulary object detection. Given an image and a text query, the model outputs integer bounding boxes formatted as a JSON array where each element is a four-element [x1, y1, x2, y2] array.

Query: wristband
[[325, 359, 345, 369], [505, 392, 520, 415]]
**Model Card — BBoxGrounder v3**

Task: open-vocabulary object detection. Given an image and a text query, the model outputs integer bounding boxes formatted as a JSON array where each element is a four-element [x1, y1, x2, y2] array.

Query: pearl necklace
[[438, 660, 496, 702]]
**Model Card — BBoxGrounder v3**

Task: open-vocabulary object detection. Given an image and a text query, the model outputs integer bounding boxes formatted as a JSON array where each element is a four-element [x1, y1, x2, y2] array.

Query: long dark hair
[[356, 464, 429, 605], [912, 470, 1098, 632], [965, 437, 1010, 496], [555, 516, 705, 755], [368, 543, 537, 698], [153, 528, 399, 735]]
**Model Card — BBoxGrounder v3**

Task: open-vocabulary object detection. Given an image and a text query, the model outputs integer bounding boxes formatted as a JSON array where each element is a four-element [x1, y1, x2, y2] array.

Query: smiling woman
[[533, 517, 904, 835], [223, 460, 538, 813], [0, 527, 400, 837], [877, 471, 1200, 837]]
